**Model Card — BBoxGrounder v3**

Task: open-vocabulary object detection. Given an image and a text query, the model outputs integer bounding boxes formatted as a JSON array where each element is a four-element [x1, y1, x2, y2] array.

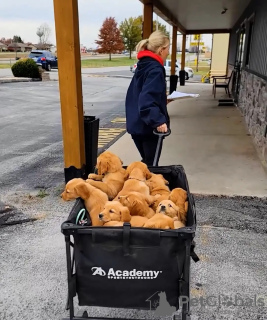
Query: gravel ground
[[0, 189, 266, 320]]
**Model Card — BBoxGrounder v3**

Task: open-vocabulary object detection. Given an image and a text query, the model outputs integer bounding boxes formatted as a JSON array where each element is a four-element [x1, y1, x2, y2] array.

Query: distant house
[[0, 42, 8, 52], [34, 43, 53, 51], [7, 43, 32, 52], [26, 43, 37, 51]]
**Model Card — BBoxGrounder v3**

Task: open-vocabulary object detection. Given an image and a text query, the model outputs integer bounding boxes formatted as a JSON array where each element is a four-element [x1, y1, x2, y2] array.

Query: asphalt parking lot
[[0, 70, 266, 320]]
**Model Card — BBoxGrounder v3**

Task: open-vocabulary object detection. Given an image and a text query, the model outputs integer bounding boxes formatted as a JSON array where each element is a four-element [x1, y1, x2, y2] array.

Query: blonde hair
[[136, 30, 169, 54]]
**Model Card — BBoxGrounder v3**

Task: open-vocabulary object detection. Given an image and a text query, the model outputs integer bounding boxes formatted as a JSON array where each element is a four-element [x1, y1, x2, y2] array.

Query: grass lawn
[[186, 61, 210, 76], [81, 57, 135, 68], [0, 52, 27, 59], [0, 64, 12, 69]]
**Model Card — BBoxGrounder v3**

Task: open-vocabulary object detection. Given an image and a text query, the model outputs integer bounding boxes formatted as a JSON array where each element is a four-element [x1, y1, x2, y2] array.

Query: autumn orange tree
[[95, 17, 124, 60]]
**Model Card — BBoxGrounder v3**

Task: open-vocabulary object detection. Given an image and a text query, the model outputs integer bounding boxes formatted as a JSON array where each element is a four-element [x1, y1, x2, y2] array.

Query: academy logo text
[[91, 267, 162, 279]]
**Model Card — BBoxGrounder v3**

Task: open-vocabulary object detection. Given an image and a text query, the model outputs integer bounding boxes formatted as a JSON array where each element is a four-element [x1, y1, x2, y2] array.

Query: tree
[[153, 20, 169, 36], [120, 17, 142, 59], [95, 17, 124, 60], [135, 16, 169, 37], [119, 16, 169, 59], [13, 35, 23, 43], [36, 23, 51, 44]]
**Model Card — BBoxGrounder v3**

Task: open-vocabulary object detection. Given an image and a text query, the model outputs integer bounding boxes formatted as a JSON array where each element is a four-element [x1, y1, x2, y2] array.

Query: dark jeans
[[131, 134, 162, 166]]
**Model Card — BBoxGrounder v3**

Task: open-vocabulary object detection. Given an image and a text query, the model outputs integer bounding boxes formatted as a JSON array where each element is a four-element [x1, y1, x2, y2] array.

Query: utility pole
[[196, 35, 200, 72]]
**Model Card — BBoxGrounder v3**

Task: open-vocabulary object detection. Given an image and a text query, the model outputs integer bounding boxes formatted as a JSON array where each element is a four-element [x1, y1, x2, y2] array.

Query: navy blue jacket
[[125, 57, 170, 135]]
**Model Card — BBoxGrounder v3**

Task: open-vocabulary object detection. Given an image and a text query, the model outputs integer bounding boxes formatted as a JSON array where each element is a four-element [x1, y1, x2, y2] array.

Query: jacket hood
[[137, 50, 163, 65], [135, 55, 165, 78]]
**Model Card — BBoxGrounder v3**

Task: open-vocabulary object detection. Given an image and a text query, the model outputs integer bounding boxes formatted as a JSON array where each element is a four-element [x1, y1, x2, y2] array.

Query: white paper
[[167, 91, 200, 100]]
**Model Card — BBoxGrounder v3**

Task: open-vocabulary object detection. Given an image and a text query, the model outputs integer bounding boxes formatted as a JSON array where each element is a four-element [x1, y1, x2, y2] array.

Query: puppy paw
[[88, 173, 103, 181]]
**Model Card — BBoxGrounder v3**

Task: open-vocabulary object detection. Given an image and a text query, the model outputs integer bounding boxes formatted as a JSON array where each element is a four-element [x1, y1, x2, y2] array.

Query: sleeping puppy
[[169, 188, 188, 225], [156, 200, 185, 229], [114, 161, 152, 200], [99, 201, 148, 227], [143, 213, 174, 229], [86, 151, 126, 200], [146, 173, 170, 211], [61, 178, 108, 226], [118, 192, 155, 219]]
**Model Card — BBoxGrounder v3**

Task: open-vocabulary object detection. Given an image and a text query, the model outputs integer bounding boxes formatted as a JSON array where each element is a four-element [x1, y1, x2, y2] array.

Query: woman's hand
[[156, 123, 168, 133]]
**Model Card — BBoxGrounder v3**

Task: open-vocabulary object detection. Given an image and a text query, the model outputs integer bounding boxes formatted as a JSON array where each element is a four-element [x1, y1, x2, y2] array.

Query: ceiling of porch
[[140, 0, 252, 33]]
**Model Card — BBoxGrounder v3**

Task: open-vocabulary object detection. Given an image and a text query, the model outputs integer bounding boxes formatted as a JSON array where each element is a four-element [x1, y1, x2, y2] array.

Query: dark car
[[28, 50, 58, 71]]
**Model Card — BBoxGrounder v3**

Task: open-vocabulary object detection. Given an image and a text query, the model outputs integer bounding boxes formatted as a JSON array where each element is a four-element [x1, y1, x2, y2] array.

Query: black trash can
[[179, 70, 186, 86], [169, 75, 178, 95], [84, 115, 99, 177]]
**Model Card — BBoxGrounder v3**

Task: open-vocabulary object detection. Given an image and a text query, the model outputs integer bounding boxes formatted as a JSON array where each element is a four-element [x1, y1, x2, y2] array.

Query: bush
[[11, 58, 41, 79]]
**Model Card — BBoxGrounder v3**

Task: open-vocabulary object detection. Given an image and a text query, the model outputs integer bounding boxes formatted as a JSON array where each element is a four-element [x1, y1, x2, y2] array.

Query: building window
[[245, 14, 255, 68]]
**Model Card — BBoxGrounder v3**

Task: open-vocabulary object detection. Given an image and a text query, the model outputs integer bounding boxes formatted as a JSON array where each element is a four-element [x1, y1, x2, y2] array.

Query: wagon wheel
[[82, 311, 89, 318], [172, 313, 191, 320], [77, 310, 89, 318]]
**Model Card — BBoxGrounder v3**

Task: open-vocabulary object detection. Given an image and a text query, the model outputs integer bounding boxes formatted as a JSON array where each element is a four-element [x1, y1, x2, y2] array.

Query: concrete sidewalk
[[108, 82, 267, 197]]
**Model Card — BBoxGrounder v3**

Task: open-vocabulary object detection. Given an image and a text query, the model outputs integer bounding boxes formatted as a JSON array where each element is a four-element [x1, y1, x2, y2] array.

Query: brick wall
[[238, 70, 267, 165]]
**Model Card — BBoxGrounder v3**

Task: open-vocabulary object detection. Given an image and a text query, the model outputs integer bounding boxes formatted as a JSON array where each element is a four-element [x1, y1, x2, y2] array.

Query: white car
[[131, 60, 194, 80], [164, 60, 194, 80]]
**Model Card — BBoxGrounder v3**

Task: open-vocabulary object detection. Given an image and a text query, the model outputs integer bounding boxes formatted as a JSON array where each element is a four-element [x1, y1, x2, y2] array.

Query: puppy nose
[[161, 205, 166, 210], [99, 213, 103, 219]]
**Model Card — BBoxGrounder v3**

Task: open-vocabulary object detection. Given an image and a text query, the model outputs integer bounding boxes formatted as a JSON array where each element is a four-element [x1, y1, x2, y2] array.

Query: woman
[[125, 30, 170, 166]]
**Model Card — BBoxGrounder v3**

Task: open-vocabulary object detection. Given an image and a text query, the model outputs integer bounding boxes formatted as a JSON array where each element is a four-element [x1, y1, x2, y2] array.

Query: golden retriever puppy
[[143, 213, 174, 229], [86, 151, 125, 200], [114, 161, 152, 200], [61, 178, 108, 226], [156, 200, 185, 229], [146, 173, 170, 210], [168, 188, 188, 225], [99, 201, 148, 227], [118, 192, 155, 219]]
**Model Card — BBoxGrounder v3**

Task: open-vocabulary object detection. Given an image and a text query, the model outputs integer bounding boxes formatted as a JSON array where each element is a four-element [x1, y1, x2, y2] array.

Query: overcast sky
[[0, 0, 212, 48]]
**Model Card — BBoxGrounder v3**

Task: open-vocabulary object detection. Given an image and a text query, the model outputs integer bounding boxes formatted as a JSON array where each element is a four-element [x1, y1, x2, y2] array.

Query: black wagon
[[61, 164, 198, 320]]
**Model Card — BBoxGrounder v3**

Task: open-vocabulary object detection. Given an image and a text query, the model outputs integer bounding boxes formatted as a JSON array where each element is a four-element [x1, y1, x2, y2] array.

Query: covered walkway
[[108, 83, 267, 197]]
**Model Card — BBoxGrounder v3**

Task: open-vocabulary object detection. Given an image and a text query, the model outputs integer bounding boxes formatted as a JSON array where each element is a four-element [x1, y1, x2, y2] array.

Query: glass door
[[232, 26, 246, 101]]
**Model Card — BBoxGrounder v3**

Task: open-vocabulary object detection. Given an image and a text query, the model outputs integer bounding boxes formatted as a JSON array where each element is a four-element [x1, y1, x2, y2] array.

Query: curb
[[86, 74, 132, 79], [0, 77, 41, 84]]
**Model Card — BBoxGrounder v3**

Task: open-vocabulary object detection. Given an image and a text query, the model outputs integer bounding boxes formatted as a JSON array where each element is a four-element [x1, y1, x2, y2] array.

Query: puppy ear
[[74, 183, 90, 199], [98, 160, 108, 175], [145, 169, 152, 179], [120, 206, 131, 222], [172, 202, 180, 215]]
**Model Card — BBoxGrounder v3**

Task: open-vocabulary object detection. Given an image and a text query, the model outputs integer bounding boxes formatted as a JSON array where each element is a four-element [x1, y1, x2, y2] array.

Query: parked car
[[28, 50, 58, 71], [164, 60, 194, 80]]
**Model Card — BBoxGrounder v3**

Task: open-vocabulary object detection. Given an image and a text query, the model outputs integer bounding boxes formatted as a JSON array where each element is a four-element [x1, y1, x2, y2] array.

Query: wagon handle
[[152, 128, 171, 166]]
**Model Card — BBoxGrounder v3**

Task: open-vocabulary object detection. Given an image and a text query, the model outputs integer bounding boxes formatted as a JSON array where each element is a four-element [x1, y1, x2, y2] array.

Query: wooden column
[[143, 2, 153, 39], [181, 34, 186, 70], [53, 0, 85, 182], [171, 26, 177, 75]]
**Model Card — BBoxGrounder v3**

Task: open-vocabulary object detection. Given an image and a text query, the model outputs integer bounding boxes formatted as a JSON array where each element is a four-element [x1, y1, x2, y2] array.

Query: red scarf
[[137, 50, 163, 66]]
